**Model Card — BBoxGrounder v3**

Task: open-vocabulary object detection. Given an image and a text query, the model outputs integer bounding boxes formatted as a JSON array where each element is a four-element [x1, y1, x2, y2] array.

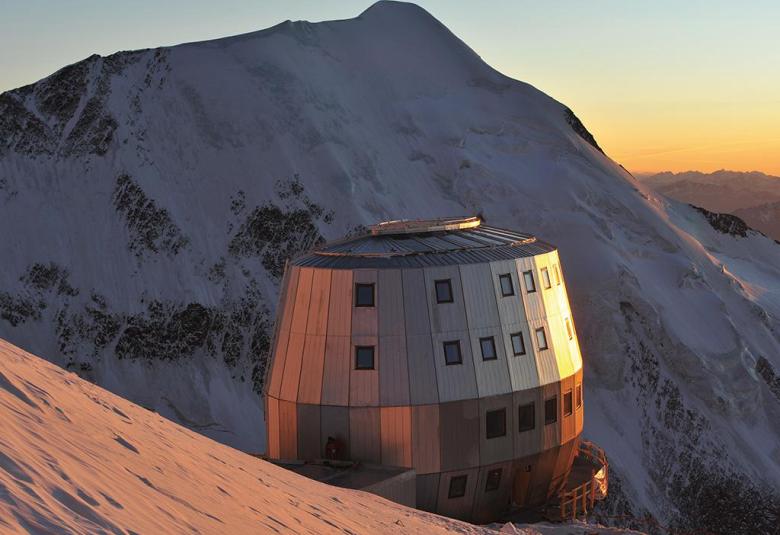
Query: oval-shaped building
[[264, 217, 586, 522]]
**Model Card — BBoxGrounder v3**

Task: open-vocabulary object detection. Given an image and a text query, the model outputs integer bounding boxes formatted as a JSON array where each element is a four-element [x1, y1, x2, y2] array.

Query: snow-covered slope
[[1, 2, 779, 532]]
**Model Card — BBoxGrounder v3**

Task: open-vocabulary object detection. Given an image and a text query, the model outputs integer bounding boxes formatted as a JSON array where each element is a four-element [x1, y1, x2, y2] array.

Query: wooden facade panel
[[402, 269, 431, 336], [436, 468, 479, 521], [266, 396, 280, 458], [290, 268, 314, 334], [471, 461, 514, 523], [468, 325, 512, 398], [320, 405, 350, 460], [267, 266, 300, 399], [479, 393, 514, 465], [351, 270, 378, 336], [510, 456, 535, 507], [306, 269, 332, 336], [526, 446, 559, 505], [380, 406, 412, 468], [415, 473, 440, 512], [502, 321, 541, 391], [406, 334, 439, 405], [349, 407, 381, 463], [378, 269, 405, 337], [327, 270, 353, 336], [515, 257, 546, 322], [440, 399, 480, 471], [541, 382, 561, 450], [513, 386, 544, 459], [278, 399, 298, 460], [297, 404, 321, 461], [432, 331, 479, 403], [528, 318, 560, 386], [561, 373, 577, 444], [459, 263, 500, 329], [489, 260, 527, 326], [575, 368, 584, 436], [412, 404, 441, 474], [423, 266, 468, 334], [279, 331, 306, 402], [349, 335, 379, 406], [320, 336, 350, 406], [379, 335, 410, 406], [551, 437, 578, 495], [297, 334, 326, 404]]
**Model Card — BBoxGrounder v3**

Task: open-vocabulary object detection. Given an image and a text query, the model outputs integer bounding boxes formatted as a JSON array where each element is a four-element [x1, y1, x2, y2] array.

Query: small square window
[[486, 408, 506, 439], [510, 332, 526, 356], [541, 267, 552, 289], [448, 475, 468, 499], [565, 317, 573, 340], [564, 390, 573, 416], [435, 279, 453, 303], [355, 346, 375, 370], [553, 264, 561, 285], [355, 283, 375, 307], [443, 340, 462, 365], [545, 396, 558, 425], [479, 336, 497, 361], [576, 384, 582, 409], [485, 468, 502, 492], [523, 270, 536, 293], [518, 402, 535, 432], [499, 273, 514, 297], [535, 327, 548, 351]]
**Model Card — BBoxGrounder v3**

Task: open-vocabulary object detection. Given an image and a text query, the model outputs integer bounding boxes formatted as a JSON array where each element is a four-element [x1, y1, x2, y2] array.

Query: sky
[[2, 0, 779, 175]]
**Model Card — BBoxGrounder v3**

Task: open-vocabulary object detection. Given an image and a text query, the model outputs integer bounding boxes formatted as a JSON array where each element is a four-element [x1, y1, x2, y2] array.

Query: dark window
[[435, 279, 453, 303], [443, 340, 462, 365], [553, 264, 561, 285], [479, 336, 497, 361], [486, 408, 506, 439], [485, 469, 502, 492], [545, 396, 558, 425], [523, 270, 536, 293], [355, 283, 375, 307], [535, 327, 548, 351], [355, 346, 375, 370], [499, 273, 514, 297], [576, 384, 583, 409], [448, 475, 468, 499], [510, 332, 526, 356], [564, 390, 573, 416], [518, 402, 535, 432], [565, 317, 573, 340], [541, 267, 552, 289]]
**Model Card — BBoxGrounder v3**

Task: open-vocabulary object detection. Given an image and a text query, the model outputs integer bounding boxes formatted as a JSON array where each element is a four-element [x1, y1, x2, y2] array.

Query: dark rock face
[[756, 356, 780, 403], [691, 205, 751, 237], [564, 107, 603, 153]]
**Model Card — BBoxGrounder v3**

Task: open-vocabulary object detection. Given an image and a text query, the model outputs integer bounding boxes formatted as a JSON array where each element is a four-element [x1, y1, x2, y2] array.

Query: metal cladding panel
[[412, 404, 441, 474], [513, 386, 544, 458], [351, 270, 378, 336], [267, 266, 300, 399], [510, 456, 534, 507], [266, 396, 280, 458], [297, 404, 321, 461], [378, 269, 406, 337], [526, 446, 559, 504], [278, 399, 297, 460], [424, 266, 469, 334], [402, 269, 432, 336], [379, 335, 410, 406], [307, 269, 332, 335], [468, 326, 512, 398], [561, 373, 577, 444], [406, 334, 439, 405], [297, 334, 326, 404], [436, 468, 479, 521], [551, 438, 579, 497], [320, 336, 350, 406], [528, 318, 560, 386], [349, 407, 381, 463], [460, 263, 501, 329], [349, 335, 379, 406], [502, 321, 541, 391], [541, 382, 561, 450], [471, 461, 514, 523], [489, 260, 528, 326], [415, 473, 441, 512], [575, 368, 584, 435], [327, 270, 353, 336], [320, 405, 350, 460], [279, 268, 314, 401], [479, 394, 514, 465], [440, 399, 480, 471], [515, 257, 546, 321], [432, 331, 479, 403], [550, 313, 576, 380], [290, 268, 315, 334], [380, 406, 413, 468], [534, 253, 560, 318]]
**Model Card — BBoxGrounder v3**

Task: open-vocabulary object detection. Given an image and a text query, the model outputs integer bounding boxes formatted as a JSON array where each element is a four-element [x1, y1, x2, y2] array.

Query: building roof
[[292, 217, 556, 269]]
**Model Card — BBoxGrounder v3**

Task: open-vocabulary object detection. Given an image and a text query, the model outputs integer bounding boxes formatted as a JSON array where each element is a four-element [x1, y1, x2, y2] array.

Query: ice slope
[[1, 1, 779, 531]]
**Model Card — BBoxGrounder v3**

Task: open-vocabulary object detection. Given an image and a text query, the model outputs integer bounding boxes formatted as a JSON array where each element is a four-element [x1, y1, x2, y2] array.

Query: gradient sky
[[2, 1, 779, 174]]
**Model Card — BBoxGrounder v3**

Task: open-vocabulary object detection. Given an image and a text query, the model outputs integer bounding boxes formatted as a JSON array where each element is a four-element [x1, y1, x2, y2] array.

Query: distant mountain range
[[640, 170, 780, 240]]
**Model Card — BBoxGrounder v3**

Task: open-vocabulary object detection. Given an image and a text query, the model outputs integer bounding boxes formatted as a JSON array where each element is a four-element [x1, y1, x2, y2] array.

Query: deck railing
[[557, 440, 608, 521]]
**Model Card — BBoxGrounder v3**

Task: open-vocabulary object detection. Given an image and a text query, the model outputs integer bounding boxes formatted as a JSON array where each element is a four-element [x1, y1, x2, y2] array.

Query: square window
[[355, 283, 375, 307], [448, 475, 468, 499], [564, 390, 573, 416], [443, 340, 462, 365], [435, 279, 453, 303], [523, 270, 536, 293], [565, 317, 573, 340], [486, 408, 506, 439], [499, 273, 514, 297], [535, 327, 548, 351], [355, 346, 375, 370], [485, 468, 502, 492], [479, 336, 497, 361], [553, 264, 561, 285], [518, 402, 535, 432], [510, 332, 526, 356], [541, 267, 552, 289], [576, 384, 582, 409], [545, 396, 558, 425]]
